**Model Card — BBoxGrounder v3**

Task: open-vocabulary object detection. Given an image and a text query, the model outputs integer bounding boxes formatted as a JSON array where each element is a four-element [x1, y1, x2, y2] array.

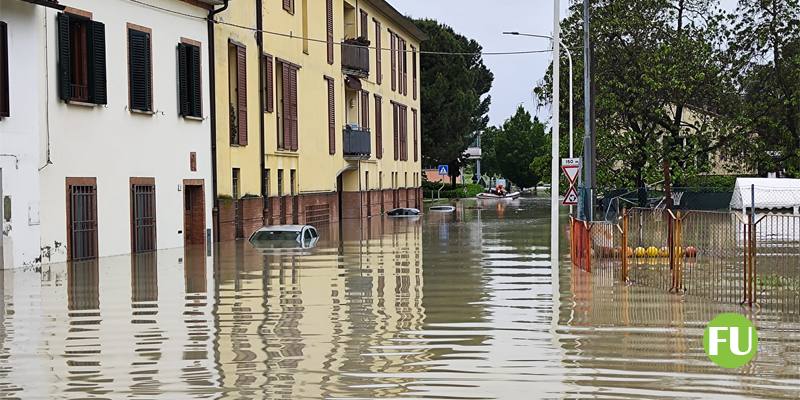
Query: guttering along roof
[[364, 0, 428, 42], [20, 0, 66, 10]]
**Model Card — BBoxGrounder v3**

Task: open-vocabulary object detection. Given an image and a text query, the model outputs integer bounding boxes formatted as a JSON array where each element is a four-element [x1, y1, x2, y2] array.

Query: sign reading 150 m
[[703, 313, 758, 368]]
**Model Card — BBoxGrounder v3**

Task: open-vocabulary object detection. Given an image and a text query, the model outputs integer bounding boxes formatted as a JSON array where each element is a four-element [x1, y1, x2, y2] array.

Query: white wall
[[0, 2, 46, 269], [39, 0, 215, 263]]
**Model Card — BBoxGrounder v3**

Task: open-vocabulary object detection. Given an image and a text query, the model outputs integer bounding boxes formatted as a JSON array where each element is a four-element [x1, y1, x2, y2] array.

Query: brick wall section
[[217, 199, 236, 242], [299, 192, 338, 225], [240, 197, 264, 239]]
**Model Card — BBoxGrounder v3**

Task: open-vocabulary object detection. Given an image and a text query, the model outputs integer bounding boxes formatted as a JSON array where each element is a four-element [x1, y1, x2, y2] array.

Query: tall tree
[[536, 0, 737, 189], [730, 0, 800, 175], [494, 106, 550, 189], [415, 19, 494, 187]]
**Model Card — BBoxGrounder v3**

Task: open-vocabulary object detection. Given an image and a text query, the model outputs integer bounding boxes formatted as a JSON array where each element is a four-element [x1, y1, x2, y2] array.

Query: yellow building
[[211, 0, 425, 240]]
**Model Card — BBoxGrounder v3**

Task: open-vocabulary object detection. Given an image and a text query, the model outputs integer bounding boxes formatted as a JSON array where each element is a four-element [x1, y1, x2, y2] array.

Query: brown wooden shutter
[[289, 66, 299, 151], [88, 21, 107, 105], [326, 76, 335, 154], [263, 54, 274, 113], [390, 33, 396, 91], [412, 45, 417, 100], [393, 103, 399, 160], [374, 21, 382, 85], [0, 21, 8, 117], [360, 10, 368, 39], [326, 0, 334, 65], [283, 0, 295, 14], [401, 38, 407, 95], [361, 90, 369, 129], [412, 108, 418, 162], [236, 44, 248, 145], [375, 94, 382, 159], [56, 13, 72, 102], [128, 29, 152, 112], [281, 63, 290, 149]]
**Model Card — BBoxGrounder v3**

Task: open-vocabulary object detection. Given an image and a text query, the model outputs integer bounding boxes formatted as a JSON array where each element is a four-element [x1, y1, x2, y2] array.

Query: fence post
[[676, 211, 683, 292], [584, 221, 592, 273], [749, 184, 756, 307], [621, 208, 628, 282]]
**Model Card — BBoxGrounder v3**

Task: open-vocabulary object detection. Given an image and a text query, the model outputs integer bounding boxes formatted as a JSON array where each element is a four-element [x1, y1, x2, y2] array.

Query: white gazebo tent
[[730, 178, 800, 213]]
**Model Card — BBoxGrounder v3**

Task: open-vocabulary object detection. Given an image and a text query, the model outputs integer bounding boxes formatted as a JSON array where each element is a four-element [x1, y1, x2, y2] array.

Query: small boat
[[476, 191, 521, 200], [429, 205, 456, 213], [387, 208, 421, 217]]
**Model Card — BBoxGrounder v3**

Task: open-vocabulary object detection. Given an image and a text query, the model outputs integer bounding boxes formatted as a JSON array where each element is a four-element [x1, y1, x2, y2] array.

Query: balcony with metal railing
[[341, 39, 370, 78], [343, 124, 371, 159]]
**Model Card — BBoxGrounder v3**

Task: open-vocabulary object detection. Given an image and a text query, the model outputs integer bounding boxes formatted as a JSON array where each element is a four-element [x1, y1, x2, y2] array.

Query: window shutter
[[412, 45, 417, 100], [401, 39, 407, 95], [264, 54, 274, 113], [178, 44, 190, 116], [413, 108, 418, 161], [326, 0, 333, 65], [57, 13, 72, 102], [374, 21, 382, 85], [393, 103, 398, 161], [128, 29, 152, 112], [283, 0, 295, 14], [361, 91, 369, 129], [281, 63, 290, 149], [374, 95, 382, 159], [0, 21, 9, 117], [189, 44, 202, 117], [326, 77, 335, 154], [289, 67, 298, 151], [390, 33, 396, 91], [236, 45, 248, 145], [360, 10, 368, 39], [88, 21, 107, 105]]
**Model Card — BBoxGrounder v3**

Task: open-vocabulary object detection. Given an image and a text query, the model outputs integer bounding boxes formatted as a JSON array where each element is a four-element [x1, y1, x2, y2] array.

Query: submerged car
[[249, 225, 319, 249], [387, 208, 421, 217]]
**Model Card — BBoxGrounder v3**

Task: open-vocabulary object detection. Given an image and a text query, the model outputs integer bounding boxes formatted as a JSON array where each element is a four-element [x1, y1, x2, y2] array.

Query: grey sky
[[393, 0, 739, 127]]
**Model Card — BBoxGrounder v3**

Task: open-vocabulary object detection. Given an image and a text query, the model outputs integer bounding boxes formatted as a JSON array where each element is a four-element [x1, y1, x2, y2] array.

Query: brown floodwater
[[0, 198, 798, 399]]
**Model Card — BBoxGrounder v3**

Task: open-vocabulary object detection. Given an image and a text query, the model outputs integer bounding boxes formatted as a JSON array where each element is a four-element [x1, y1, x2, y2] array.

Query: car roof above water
[[254, 225, 310, 232]]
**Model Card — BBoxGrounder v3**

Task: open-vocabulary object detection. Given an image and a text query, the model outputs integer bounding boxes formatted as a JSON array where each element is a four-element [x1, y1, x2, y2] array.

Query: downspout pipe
[[208, 0, 229, 241], [256, 0, 267, 224]]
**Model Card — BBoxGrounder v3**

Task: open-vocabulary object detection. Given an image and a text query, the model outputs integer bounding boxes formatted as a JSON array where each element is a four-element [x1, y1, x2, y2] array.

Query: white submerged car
[[249, 225, 320, 249]]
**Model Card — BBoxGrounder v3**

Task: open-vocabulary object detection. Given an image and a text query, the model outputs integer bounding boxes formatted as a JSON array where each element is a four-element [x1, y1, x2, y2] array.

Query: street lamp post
[[551, 0, 561, 271], [502, 32, 574, 160]]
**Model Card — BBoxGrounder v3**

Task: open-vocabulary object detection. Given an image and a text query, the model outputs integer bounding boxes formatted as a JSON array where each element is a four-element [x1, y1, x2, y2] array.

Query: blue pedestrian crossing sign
[[437, 165, 449, 176]]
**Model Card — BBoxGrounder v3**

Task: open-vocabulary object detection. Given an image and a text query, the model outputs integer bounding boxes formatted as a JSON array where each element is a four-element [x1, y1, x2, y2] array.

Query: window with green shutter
[[178, 42, 202, 118], [57, 12, 106, 105], [128, 26, 152, 113]]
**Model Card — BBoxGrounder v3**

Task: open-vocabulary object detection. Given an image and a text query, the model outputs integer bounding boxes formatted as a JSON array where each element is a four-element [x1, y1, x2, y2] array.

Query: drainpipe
[[256, 0, 267, 225], [208, 0, 229, 241]]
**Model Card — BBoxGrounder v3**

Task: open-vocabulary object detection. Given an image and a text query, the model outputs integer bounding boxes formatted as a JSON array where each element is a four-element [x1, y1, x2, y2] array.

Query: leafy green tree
[[536, 0, 738, 189], [415, 19, 494, 187], [730, 0, 800, 175], [493, 106, 550, 189]]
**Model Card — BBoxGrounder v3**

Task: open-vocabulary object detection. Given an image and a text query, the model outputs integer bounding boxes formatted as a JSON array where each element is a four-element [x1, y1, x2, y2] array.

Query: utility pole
[[551, 0, 561, 270], [581, 0, 595, 221]]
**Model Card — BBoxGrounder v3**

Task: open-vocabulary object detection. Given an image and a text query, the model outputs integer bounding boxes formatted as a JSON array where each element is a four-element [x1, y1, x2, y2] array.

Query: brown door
[[183, 182, 205, 246]]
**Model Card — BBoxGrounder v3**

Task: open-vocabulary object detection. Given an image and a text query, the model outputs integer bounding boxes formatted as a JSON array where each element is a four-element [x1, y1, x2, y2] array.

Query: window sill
[[66, 100, 98, 107], [129, 108, 155, 115], [273, 150, 299, 157], [182, 115, 204, 121]]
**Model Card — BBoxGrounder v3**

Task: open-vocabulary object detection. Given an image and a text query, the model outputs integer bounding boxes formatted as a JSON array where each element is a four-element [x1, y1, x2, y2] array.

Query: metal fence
[[570, 208, 800, 314]]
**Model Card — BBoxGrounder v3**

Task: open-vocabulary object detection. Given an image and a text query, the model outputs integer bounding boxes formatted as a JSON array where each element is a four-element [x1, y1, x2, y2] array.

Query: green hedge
[[423, 183, 484, 199]]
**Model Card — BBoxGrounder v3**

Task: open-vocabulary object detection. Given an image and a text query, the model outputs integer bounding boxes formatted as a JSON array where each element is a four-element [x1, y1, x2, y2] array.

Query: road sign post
[[562, 158, 581, 207]]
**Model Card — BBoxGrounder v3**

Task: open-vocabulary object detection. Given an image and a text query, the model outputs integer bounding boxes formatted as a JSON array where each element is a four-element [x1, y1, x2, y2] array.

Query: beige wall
[[215, 0, 423, 201]]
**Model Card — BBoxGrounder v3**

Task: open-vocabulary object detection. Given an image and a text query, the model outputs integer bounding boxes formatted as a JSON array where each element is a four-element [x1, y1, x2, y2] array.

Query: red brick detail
[[299, 192, 338, 225], [217, 199, 236, 241], [239, 197, 264, 239]]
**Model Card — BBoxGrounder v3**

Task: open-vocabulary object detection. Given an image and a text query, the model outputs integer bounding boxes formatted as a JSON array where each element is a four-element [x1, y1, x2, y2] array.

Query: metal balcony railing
[[341, 39, 370, 78], [343, 125, 371, 158]]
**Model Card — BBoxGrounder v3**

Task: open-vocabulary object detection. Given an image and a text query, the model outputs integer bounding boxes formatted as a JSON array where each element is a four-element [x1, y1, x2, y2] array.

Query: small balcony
[[343, 125, 371, 159], [341, 39, 370, 78]]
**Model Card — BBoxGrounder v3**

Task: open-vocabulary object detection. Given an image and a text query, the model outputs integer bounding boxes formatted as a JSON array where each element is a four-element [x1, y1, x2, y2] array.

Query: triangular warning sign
[[562, 186, 579, 206], [561, 165, 580, 184]]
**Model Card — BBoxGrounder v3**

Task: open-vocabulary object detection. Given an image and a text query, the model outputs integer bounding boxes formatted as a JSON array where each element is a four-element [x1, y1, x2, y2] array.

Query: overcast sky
[[393, 0, 739, 127]]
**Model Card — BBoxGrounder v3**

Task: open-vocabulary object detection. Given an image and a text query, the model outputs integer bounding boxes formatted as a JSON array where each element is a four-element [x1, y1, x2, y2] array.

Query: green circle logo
[[703, 313, 758, 368]]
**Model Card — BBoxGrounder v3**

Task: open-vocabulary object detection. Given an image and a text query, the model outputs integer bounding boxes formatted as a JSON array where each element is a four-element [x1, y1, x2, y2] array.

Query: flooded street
[[1, 198, 799, 399]]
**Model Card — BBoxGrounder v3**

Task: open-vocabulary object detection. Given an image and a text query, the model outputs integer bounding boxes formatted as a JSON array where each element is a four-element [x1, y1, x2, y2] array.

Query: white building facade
[[1, 0, 218, 268]]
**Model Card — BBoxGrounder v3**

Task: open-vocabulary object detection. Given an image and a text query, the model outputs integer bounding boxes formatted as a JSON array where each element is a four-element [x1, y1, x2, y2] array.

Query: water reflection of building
[[212, 217, 425, 398]]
